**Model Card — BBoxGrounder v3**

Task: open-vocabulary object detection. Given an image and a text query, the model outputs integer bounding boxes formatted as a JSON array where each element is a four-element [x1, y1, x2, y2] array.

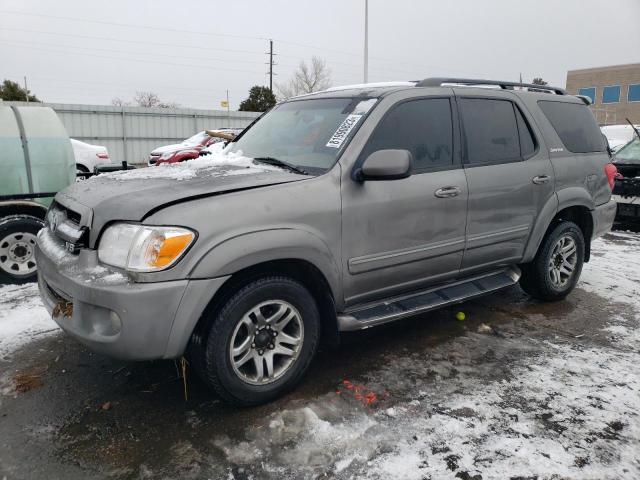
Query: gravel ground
[[0, 232, 639, 479]]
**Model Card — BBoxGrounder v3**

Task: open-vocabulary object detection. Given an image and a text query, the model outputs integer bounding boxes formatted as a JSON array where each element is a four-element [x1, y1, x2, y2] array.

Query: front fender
[[189, 228, 342, 303]]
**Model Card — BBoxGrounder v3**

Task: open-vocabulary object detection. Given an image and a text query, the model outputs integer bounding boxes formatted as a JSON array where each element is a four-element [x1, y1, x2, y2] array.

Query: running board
[[337, 267, 521, 331]]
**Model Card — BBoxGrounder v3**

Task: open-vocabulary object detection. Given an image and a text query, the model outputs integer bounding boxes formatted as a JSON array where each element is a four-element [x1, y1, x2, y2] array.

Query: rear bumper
[[35, 229, 229, 360], [611, 194, 640, 222], [592, 198, 617, 238]]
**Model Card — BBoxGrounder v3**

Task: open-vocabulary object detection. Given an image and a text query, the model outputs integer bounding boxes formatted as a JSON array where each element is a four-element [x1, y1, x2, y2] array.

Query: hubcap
[[548, 235, 578, 288], [0, 232, 37, 277], [229, 300, 304, 385]]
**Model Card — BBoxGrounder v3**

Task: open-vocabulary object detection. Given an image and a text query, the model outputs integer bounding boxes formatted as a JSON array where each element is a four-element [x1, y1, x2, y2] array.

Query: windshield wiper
[[252, 157, 309, 175]]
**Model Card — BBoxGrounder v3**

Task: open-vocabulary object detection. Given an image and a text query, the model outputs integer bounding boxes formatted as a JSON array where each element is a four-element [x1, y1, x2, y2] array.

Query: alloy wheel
[[229, 300, 304, 385]]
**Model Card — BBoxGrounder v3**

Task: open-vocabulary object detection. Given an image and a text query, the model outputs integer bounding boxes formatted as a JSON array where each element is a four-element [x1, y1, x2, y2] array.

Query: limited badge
[[326, 114, 362, 149]]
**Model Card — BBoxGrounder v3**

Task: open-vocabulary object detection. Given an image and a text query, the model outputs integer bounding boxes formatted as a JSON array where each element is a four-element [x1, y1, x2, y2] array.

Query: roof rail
[[416, 77, 566, 95]]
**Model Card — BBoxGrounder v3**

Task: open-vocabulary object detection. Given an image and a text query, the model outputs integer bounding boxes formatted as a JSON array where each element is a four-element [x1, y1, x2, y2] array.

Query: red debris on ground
[[336, 379, 384, 407]]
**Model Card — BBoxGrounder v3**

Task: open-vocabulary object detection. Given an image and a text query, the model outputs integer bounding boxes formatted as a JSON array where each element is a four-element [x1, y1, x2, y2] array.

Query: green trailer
[[0, 105, 75, 283]]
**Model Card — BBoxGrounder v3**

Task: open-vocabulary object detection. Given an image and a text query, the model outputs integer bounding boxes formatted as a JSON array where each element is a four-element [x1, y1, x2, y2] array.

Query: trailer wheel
[[0, 215, 44, 284]]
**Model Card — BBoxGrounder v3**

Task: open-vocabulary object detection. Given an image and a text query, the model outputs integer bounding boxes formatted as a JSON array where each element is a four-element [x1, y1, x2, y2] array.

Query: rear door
[[456, 91, 555, 274], [341, 93, 468, 306]]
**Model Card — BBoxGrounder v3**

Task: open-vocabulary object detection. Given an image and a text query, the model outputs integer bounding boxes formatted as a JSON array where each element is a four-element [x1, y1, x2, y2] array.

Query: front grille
[[47, 203, 88, 252]]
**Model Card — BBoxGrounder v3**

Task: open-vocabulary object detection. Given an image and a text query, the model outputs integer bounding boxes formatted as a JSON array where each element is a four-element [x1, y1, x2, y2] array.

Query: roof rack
[[416, 77, 566, 95]]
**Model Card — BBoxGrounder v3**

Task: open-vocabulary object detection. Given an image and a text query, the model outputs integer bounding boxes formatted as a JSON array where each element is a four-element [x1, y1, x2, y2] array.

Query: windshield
[[227, 97, 377, 174], [615, 138, 640, 164], [183, 131, 209, 146]]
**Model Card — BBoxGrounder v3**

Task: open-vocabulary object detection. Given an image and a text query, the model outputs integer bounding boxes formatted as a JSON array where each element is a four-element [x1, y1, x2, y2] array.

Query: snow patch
[[98, 150, 279, 182], [0, 283, 58, 360]]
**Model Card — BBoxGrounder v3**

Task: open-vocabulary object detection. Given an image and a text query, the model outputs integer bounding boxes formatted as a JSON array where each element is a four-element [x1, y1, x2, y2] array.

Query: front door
[[455, 93, 555, 273], [341, 96, 468, 306]]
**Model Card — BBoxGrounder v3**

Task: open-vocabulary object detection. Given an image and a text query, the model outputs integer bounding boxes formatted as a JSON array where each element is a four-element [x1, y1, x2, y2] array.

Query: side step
[[337, 267, 521, 331]]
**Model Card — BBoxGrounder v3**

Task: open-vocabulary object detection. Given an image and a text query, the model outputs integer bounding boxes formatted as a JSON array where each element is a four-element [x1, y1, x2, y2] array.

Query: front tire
[[194, 276, 321, 406], [0, 215, 44, 284], [519, 221, 585, 301]]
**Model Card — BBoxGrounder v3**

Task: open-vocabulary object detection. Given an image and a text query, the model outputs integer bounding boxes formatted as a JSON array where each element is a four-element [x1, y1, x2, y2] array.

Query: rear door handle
[[532, 175, 550, 185], [434, 186, 461, 198]]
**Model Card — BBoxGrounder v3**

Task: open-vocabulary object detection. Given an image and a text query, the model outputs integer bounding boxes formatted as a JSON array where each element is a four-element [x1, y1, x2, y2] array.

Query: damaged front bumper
[[36, 228, 228, 360]]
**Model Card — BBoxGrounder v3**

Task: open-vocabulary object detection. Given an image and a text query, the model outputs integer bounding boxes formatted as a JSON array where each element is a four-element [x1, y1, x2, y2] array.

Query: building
[[566, 63, 640, 126]]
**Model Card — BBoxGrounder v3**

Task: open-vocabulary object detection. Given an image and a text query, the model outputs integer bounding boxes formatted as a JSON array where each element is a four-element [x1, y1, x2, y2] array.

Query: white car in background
[[71, 138, 110, 179], [601, 124, 640, 153]]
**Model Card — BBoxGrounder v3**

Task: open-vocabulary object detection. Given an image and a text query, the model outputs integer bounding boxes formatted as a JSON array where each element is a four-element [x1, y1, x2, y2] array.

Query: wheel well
[[550, 206, 593, 262], [192, 259, 340, 349], [76, 163, 89, 172], [0, 203, 47, 221]]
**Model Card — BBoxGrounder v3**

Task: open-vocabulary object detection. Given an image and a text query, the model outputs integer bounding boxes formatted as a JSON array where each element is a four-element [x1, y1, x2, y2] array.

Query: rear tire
[[0, 215, 44, 284], [519, 221, 585, 301], [192, 276, 321, 406]]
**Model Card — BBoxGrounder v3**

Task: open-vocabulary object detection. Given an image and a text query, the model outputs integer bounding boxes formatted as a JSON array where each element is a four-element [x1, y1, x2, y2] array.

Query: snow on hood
[[150, 143, 191, 155], [104, 150, 280, 182], [57, 149, 308, 247]]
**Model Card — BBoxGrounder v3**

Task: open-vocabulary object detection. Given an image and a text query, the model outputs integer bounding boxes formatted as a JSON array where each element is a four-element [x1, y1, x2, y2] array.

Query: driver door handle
[[532, 175, 550, 185], [434, 186, 461, 198]]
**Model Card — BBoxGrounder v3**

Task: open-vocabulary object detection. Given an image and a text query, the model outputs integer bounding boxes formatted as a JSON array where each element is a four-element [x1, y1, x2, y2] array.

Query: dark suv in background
[[37, 78, 616, 405]]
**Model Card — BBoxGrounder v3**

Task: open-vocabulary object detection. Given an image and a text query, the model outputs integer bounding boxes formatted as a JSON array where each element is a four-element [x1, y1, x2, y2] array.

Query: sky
[[1, 0, 639, 110]]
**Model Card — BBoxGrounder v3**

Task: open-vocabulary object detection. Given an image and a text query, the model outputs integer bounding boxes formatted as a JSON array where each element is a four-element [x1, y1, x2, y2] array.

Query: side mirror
[[353, 149, 413, 182]]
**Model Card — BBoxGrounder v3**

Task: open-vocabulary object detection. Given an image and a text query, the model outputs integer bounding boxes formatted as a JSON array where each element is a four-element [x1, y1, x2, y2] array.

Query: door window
[[459, 98, 524, 165], [360, 98, 454, 172]]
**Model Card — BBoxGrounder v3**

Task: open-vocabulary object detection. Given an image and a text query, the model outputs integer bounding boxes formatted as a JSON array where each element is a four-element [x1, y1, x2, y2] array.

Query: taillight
[[604, 163, 618, 190], [96, 152, 109, 160]]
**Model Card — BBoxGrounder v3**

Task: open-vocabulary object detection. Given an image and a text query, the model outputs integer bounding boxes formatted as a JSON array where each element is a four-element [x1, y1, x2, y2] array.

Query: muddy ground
[[1, 232, 639, 479]]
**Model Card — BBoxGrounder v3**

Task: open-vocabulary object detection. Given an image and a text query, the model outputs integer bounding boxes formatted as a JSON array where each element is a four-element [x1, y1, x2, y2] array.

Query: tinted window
[[629, 84, 640, 102], [459, 98, 520, 164], [515, 106, 536, 158], [538, 101, 606, 153], [361, 98, 453, 171]]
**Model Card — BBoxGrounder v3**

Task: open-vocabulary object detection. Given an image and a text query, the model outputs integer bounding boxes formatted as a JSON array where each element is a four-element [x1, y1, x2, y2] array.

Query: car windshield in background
[[227, 97, 378, 174], [183, 131, 209, 146], [614, 138, 640, 164]]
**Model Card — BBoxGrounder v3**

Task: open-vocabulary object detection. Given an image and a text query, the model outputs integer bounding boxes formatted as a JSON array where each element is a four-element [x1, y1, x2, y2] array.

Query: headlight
[[159, 151, 175, 161], [98, 223, 195, 272]]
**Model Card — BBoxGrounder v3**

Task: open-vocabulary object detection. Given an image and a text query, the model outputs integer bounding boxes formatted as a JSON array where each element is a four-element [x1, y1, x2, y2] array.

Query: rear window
[[538, 101, 605, 153]]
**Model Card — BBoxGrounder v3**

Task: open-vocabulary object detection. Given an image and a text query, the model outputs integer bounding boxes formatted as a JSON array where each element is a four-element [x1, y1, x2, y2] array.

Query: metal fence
[[6, 101, 261, 166]]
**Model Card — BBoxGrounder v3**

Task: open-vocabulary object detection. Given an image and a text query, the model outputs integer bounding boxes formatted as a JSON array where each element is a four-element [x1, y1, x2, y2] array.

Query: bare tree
[[133, 91, 161, 107], [111, 97, 130, 107], [130, 91, 179, 108], [276, 56, 332, 99]]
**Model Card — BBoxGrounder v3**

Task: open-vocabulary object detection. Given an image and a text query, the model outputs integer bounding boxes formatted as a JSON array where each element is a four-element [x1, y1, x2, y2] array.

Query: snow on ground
[[0, 283, 58, 360], [1, 233, 640, 478], [209, 232, 640, 479]]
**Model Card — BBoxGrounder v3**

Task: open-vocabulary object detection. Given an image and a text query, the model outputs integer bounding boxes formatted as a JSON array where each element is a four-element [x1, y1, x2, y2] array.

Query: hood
[[55, 153, 308, 246], [150, 143, 194, 155]]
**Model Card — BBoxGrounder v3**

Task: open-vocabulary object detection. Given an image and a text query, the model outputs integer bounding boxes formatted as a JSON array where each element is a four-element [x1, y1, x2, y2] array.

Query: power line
[[0, 27, 266, 57], [5, 42, 265, 76], [1, 37, 267, 67], [0, 10, 268, 41]]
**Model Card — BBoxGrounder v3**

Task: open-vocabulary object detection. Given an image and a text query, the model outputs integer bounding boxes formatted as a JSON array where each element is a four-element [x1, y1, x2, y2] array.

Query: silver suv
[[36, 78, 617, 405]]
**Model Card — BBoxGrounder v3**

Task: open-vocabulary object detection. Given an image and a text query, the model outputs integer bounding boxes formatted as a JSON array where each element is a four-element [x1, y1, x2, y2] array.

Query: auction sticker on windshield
[[326, 114, 362, 148]]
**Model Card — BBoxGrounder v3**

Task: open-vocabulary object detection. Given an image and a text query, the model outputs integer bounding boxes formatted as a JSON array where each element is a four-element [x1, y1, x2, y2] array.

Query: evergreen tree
[[0, 79, 40, 102], [238, 86, 276, 112]]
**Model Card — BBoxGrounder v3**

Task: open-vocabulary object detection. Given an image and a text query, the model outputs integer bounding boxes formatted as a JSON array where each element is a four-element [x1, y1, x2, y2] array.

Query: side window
[[459, 98, 521, 165], [361, 98, 454, 171], [538, 100, 606, 153], [515, 106, 536, 158]]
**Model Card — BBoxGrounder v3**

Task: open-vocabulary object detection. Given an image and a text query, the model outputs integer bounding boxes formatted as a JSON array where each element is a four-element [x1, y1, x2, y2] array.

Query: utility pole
[[226, 89, 230, 128], [24, 76, 29, 103], [268, 39, 274, 93], [363, 0, 368, 83]]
